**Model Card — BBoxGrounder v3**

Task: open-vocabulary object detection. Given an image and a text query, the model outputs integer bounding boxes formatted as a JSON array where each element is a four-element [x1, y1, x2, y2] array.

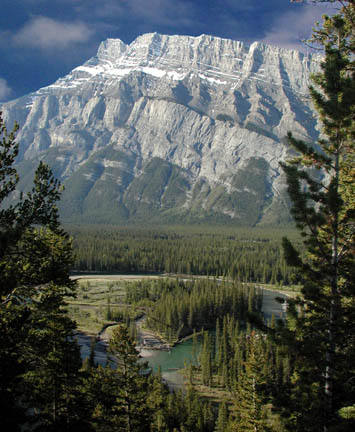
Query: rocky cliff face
[[1, 33, 321, 225]]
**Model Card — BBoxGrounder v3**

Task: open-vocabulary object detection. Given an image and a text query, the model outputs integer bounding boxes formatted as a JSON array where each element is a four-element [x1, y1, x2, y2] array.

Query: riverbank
[[136, 317, 171, 356], [75, 331, 110, 366], [72, 273, 290, 391]]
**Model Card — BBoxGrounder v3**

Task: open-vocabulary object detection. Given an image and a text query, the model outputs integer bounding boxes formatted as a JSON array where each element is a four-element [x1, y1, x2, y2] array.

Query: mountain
[[1, 33, 321, 226]]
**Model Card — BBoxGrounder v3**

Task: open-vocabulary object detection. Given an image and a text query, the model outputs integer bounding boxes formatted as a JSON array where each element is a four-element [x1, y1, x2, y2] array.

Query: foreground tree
[[0, 112, 85, 430], [278, 2, 355, 431], [87, 325, 152, 432]]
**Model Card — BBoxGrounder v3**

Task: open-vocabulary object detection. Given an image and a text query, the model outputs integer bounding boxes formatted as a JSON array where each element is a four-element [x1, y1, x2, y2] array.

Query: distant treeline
[[68, 225, 301, 285]]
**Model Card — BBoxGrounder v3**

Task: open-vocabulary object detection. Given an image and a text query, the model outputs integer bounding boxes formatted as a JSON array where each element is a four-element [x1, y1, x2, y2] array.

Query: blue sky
[[0, 0, 334, 102]]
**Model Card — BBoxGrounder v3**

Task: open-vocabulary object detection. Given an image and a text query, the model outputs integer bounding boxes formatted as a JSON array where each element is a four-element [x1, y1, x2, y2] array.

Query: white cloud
[[260, 4, 333, 51], [0, 78, 12, 101], [13, 16, 93, 50]]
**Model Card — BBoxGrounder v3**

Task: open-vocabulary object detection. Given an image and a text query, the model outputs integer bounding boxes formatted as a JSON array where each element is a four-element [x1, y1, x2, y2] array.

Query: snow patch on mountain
[[0, 33, 321, 225]]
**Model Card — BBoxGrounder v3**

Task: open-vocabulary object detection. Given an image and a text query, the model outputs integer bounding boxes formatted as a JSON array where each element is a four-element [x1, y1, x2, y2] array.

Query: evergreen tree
[[231, 333, 269, 432], [183, 384, 212, 432], [233, 332, 269, 432], [201, 331, 213, 387], [107, 324, 151, 432], [147, 368, 170, 432], [22, 291, 85, 431], [0, 112, 85, 430], [214, 400, 229, 432], [278, 2, 355, 430], [85, 365, 123, 432]]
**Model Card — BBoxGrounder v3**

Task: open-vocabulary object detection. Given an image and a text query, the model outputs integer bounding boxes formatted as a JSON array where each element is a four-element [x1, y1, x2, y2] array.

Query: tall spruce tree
[[278, 2, 355, 431], [214, 400, 229, 432], [201, 330, 213, 387], [0, 113, 85, 430], [107, 325, 152, 432], [231, 332, 269, 432]]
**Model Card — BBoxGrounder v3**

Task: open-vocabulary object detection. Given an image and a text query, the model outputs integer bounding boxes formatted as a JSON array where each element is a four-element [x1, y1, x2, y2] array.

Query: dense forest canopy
[[68, 225, 300, 286]]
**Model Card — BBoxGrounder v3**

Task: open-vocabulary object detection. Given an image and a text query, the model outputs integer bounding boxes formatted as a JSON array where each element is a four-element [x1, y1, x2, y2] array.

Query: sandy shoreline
[[139, 348, 157, 358]]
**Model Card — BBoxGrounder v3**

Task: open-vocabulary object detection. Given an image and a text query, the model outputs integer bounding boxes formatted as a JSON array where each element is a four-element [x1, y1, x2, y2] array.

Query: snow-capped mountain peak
[[1, 33, 320, 226]]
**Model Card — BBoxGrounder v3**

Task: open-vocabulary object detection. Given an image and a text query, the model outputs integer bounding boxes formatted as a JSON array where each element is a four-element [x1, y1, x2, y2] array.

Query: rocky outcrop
[[1, 33, 321, 225]]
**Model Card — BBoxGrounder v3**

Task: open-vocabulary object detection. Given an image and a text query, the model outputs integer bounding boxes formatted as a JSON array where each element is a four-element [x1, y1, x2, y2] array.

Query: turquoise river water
[[77, 283, 288, 389], [141, 288, 287, 388]]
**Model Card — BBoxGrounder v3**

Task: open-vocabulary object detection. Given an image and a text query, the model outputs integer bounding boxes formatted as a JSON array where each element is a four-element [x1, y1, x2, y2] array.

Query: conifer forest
[[0, 1, 354, 431]]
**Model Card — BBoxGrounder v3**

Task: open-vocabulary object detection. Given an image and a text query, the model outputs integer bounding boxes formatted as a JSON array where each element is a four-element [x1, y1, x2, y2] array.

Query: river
[[76, 278, 287, 389], [141, 287, 287, 388]]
